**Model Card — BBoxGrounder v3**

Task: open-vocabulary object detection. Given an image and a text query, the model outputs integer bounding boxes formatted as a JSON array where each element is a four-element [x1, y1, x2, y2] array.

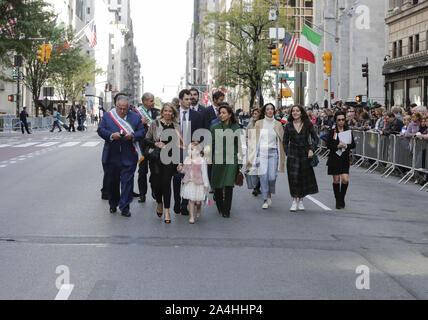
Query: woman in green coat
[[210, 103, 242, 218]]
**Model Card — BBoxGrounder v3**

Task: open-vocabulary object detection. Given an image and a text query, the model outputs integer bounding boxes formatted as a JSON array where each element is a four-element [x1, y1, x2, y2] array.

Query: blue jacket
[[97, 110, 146, 166]]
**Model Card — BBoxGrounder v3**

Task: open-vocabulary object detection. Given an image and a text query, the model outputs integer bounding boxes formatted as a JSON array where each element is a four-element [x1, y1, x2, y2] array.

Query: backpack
[[57, 112, 61, 120]]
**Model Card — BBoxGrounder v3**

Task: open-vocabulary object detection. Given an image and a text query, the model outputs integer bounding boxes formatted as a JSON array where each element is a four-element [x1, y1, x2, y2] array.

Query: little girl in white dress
[[178, 142, 210, 224]]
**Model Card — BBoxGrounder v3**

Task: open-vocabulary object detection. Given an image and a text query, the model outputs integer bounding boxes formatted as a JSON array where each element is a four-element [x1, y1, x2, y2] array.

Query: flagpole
[[275, 0, 280, 110]]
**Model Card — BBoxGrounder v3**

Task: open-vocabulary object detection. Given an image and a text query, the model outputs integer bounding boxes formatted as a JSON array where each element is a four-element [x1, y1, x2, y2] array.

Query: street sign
[[269, 9, 277, 21], [269, 28, 285, 39], [279, 74, 295, 83]]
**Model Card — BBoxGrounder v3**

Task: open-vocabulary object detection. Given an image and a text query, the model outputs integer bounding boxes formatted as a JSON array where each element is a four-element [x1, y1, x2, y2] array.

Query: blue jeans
[[259, 148, 279, 201]]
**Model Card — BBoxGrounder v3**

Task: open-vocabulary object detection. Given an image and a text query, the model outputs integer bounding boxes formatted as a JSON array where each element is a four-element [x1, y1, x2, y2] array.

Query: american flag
[[84, 21, 97, 48], [282, 33, 299, 67]]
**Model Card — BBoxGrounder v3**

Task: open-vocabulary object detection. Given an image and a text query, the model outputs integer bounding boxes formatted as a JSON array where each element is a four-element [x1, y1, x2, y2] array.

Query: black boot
[[223, 187, 233, 218], [340, 183, 349, 209], [214, 189, 224, 216], [333, 183, 341, 209]]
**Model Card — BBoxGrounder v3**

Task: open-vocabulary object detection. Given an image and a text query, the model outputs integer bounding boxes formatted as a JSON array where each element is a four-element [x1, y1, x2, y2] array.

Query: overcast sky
[[130, 0, 194, 102]]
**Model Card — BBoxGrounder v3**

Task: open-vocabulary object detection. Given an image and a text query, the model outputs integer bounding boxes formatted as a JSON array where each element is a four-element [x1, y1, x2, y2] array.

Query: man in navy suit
[[137, 92, 160, 203], [190, 88, 205, 113], [173, 89, 203, 215], [202, 90, 225, 129], [97, 94, 145, 217]]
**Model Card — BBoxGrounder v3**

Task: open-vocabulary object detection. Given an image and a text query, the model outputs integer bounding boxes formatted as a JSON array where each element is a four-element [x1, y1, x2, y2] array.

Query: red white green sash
[[135, 106, 153, 127], [108, 109, 144, 164]]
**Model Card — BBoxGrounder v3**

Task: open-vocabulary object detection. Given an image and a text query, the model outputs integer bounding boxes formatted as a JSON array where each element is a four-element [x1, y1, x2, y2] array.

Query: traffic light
[[322, 52, 332, 75], [271, 48, 280, 67], [281, 88, 292, 98], [45, 44, 52, 63], [356, 95, 363, 103], [37, 44, 46, 63], [8, 95, 15, 102], [362, 63, 369, 78]]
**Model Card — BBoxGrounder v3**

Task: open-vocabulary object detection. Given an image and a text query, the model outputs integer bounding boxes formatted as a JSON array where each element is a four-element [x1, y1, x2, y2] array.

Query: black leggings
[[151, 164, 175, 209]]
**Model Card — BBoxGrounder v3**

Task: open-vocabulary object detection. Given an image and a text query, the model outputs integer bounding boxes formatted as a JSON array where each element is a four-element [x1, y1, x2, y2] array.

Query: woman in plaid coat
[[283, 105, 319, 212]]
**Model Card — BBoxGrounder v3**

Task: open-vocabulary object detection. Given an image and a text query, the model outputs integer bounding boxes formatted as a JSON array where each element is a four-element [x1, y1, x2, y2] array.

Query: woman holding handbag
[[247, 103, 285, 210], [210, 103, 242, 218], [283, 105, 319, 212], [144, 103, 182, 223], [326, 111, 356, 209]]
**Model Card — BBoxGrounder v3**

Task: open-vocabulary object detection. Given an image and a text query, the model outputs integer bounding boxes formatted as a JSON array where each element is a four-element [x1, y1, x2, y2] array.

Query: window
[[415, 34, 419, 52], [398, 40, 403, 57], [393, 41, 397, 58], [87, 7, 90, 14], [409, 36, 413, 54]]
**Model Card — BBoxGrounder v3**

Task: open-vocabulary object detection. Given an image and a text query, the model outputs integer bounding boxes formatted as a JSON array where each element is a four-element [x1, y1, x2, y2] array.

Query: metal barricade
[[352, 131, 365, 167], [414, 138, 428, 191]]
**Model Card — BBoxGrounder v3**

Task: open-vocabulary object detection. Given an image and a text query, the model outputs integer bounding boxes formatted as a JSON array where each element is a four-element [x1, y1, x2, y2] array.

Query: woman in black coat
[[283, 105, 319, 212], [326, 111, 356, 209]]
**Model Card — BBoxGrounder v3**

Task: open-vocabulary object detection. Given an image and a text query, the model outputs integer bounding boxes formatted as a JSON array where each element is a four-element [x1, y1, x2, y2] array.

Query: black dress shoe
[[133, 192, 140, 198], [222, 211, 230, 218], [121, 211, 131, 217], [110, 207, 117, 214], [174, 205, 181, 214], [180, 208, 189, 216], [102, 194, 109, 200], [138, 195, 146, 203]]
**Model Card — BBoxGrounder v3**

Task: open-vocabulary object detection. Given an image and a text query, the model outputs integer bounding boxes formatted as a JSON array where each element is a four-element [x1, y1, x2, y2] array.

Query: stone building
[[383, 0, 428, 108]]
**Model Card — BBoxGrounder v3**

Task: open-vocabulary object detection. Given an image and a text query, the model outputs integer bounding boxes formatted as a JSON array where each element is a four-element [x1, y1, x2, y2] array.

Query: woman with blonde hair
[[144, 103, 182, 223]]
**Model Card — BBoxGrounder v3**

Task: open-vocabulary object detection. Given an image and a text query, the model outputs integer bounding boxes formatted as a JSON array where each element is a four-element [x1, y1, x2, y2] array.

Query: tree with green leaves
[[201, 0, 291, 109]]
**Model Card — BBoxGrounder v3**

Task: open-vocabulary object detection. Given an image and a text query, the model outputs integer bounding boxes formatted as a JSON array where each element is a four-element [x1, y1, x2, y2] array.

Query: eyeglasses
[[336, 118, 346, 122]]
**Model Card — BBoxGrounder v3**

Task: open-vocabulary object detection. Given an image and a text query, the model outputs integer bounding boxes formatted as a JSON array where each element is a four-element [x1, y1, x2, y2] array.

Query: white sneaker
[[262, 202, 269, 210], [290, 201, 297, 212], [267, 198, 272, 206], [298, 201, 305, 211]]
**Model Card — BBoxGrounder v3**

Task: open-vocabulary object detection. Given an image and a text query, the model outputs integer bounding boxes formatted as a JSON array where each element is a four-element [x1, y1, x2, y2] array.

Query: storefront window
[[393, 81, 404, 107], [408, 78, 421, 105]]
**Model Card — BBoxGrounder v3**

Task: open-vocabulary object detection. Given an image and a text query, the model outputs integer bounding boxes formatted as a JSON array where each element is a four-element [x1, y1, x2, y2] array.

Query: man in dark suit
[[136, 92, 160, 203], [190, 88, 205, 112], [97, 94, 145, 217], [173, 89, 203, 215], [20, 107, 31, 134], [202, 90, 225, 129]]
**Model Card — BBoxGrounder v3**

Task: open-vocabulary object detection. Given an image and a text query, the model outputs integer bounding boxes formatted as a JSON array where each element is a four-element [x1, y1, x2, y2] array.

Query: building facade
[[383, 0, 428, 109], [309, 0, 387, 107]]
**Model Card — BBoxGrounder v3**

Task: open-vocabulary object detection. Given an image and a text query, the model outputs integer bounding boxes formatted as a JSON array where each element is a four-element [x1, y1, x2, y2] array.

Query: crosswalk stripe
[[0, 144, 11, 148], [59, 142, 81, 147], [36, 142, 60, 147], [13, 143, 39, 148], [81, 142, 101, 147]]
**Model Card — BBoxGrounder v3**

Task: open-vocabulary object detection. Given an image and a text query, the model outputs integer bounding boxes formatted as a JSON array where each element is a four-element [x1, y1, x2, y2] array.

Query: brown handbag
[[235, 170, 244, 187]]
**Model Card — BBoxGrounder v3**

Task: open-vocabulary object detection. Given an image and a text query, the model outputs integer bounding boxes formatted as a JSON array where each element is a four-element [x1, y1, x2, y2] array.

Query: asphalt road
[[0, 127, 428, 300]]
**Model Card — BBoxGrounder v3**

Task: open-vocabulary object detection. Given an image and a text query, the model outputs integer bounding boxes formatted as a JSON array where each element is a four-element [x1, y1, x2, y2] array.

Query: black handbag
[[308, 128, 319, 167], [144, 120, 162, 162], [310, 154, 319, 167]]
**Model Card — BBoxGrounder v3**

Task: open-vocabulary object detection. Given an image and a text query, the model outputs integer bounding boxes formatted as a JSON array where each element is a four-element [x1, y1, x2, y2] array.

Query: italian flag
[[295, 24, 322, 64]]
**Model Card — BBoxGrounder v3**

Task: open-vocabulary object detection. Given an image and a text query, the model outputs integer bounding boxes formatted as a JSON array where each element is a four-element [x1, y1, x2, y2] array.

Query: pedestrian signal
[[356, 95, 363, 103], [8, 95, 14, 102]]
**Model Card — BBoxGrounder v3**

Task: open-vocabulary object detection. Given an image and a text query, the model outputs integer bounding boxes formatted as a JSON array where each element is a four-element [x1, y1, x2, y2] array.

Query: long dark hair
[[288, 105, 313, 129], [261, 103, 275, 118], [218, 103, 237, 124]]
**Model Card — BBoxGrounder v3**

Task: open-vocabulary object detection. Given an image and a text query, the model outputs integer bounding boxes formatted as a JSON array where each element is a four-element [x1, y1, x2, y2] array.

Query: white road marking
[[13, 143, 39, 148], [0, 165, 7, 168], [0, 144, 11, 148], [306, 196, 332, 211], [59, 142, 80, 148], [9, 161, 17, 164], [81, 141, 101, 147], [36, 142, 60, 147]]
